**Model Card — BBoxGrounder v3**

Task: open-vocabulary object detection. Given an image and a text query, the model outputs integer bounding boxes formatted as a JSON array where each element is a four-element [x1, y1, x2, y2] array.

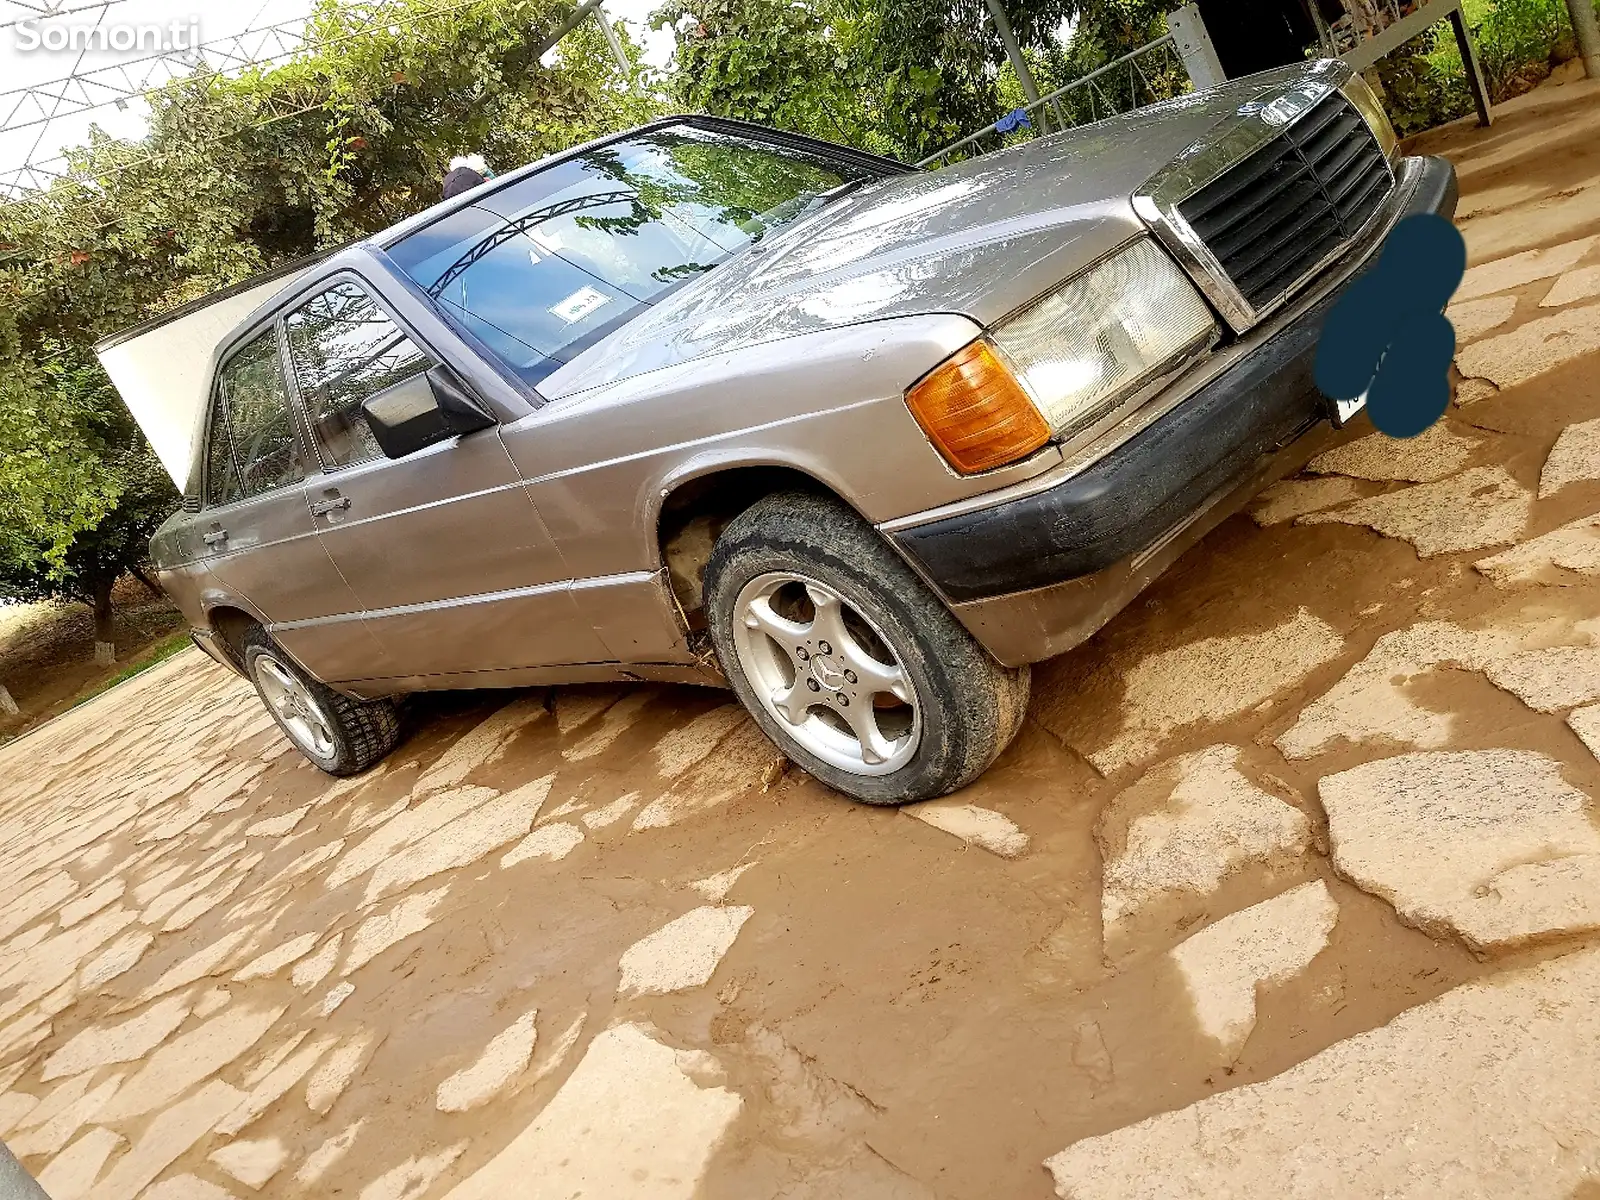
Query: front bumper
[[887, 154, 1459, 668]]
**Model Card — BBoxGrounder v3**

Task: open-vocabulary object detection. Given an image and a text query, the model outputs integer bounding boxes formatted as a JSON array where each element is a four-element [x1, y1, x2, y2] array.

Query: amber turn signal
[[904, 340, 1052, 474]]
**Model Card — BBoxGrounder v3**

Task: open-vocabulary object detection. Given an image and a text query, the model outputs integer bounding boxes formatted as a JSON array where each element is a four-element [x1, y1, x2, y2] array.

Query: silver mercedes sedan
[[102, 58, 1455, 804]]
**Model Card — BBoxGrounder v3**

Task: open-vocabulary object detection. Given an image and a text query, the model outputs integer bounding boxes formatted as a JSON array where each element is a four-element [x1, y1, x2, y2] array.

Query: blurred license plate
[[1331, 390, 1367, 427]]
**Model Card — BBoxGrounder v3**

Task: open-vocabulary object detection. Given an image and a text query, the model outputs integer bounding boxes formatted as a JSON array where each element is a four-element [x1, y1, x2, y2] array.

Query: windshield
[[388, 125, 877, 387]]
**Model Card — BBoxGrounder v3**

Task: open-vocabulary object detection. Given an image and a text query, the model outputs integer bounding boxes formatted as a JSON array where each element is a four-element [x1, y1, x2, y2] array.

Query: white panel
[[1168, 4, 1227, 89], [97, 271, 312, 490]]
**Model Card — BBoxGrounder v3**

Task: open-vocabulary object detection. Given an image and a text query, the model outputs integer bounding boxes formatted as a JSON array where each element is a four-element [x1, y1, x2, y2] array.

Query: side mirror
[[362, 365, 496, 460]]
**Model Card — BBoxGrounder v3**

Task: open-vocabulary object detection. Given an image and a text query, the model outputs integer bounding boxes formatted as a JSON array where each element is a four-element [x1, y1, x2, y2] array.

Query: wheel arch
[[655, 463, 856, 631], [205, 604, 264, 671]]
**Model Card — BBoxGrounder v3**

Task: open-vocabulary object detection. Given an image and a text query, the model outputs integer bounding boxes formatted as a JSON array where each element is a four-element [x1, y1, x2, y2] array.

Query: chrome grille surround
[[1134, 60, 1400, 334]]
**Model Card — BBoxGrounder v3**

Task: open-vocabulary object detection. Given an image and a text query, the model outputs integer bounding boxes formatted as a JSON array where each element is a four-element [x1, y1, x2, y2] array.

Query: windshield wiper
[[802, 178, 869, 215], [820, 178, 868, 203]]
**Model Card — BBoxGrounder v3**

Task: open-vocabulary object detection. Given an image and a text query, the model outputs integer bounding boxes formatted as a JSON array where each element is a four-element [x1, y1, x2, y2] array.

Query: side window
[[207, 329, 305, 507], [285, 281, 433, 468]]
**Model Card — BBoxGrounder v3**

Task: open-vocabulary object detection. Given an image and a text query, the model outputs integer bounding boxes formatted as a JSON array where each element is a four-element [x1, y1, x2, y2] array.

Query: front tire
[[704, 491, 1030, 805], [241, 627, 402, 776]]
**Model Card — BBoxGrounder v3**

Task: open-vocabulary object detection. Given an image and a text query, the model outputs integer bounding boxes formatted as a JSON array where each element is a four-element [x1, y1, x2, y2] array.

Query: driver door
[[282, 278, 607, 682]]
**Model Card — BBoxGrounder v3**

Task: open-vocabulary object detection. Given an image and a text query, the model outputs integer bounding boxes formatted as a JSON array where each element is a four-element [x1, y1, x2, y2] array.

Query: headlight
[[1340, 74, 1399, 161], [989, 238, 1216, 439]]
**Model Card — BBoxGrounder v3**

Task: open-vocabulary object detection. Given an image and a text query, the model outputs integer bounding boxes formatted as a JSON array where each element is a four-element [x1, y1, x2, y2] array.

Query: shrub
[[1375, 0, 1590, 136]]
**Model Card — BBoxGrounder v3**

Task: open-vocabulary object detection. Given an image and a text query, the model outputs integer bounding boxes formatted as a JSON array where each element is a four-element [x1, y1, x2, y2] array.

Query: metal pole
[[594, 3, 634, 80], [1306, 0, 1336, 56], [536, 0, 605, 55], [1449, 5, 1493, 127], [1565, 0, 1600, 78], [915, 33, 1177, 168], [983, 0, 1049, 131], [0, 1141, 50, 1200]]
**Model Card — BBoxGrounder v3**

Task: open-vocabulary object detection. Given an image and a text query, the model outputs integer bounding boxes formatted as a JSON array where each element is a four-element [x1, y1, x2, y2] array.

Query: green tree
[[0, 356, 176, 646], [0, 0, 654, 653], [651, 0, 892, 150], [652, 0, 1176, 162]]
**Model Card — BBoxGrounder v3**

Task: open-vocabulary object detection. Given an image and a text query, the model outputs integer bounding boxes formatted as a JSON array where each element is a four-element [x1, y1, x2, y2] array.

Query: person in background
[[442, 154, 494, 200]]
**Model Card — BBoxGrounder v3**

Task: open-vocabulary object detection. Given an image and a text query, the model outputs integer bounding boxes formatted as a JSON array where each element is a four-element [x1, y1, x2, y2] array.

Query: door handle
[[202, 528, 228, 547], [310, 493, 351, 517]]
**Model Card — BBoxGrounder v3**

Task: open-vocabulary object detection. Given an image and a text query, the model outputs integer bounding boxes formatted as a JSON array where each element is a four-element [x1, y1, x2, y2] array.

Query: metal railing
[[916, 33, 1189, 169]]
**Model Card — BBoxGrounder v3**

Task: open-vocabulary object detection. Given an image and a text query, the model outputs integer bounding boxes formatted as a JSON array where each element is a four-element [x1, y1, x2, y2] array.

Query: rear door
[[197, 325, 390, 682], [282, 277, 608, 682]]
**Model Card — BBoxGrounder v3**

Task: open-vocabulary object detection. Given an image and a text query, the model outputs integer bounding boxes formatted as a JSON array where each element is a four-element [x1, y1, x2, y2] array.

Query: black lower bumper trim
[[891, 155, 1459, 605]]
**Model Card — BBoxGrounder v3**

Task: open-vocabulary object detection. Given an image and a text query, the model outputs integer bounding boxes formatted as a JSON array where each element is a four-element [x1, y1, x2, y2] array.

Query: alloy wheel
[[731, 572, 921, 776], [254, 653, 337, 761]]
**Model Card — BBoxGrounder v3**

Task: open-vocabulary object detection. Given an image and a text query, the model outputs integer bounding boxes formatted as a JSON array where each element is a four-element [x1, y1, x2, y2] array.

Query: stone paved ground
[[5, 80, 1600, 1200]]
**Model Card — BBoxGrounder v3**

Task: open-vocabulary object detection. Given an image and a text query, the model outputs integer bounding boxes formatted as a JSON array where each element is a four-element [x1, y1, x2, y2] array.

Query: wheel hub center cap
[[811, 655, 847, 691]]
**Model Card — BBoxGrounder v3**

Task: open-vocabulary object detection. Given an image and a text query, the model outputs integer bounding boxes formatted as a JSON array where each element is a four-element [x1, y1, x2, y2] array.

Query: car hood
[[540, 62, 1339, 401]]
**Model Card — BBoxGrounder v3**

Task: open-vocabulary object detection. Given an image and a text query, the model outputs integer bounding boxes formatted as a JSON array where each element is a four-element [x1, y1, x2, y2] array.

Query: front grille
[[1177, 94, 1392, 314]]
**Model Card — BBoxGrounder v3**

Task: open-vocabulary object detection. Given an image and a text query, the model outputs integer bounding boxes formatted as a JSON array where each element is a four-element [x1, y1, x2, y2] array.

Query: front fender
[[507, 314, 1063, 584]]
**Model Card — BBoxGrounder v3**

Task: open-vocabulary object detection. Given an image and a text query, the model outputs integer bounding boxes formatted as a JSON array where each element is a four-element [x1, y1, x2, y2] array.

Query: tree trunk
[[92, 577, 116, 665], [1568, 0, 1600, 79]]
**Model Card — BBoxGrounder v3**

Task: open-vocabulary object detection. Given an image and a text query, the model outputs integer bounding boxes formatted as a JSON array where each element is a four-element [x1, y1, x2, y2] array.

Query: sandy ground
[[5, 81, 1600, 1200]]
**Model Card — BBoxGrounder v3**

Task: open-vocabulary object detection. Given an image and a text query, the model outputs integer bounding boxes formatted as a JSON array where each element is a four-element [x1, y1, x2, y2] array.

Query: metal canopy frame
[[0, 0, 128, 32], [1, 7, 318, 196], [0, 0, 636, 201]]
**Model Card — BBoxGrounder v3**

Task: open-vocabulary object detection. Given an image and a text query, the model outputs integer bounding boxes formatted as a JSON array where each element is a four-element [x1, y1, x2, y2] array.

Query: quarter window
[[205, 398, 236, 509], [207, 329, 305, 507], [285, 281, 433, 468]]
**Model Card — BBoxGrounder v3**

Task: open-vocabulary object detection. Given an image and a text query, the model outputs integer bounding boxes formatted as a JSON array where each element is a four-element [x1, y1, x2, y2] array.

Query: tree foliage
[[0, 368, 174, 641], [649, 0, 1194, 162], [651, 0, 1154, 160], [651, 0, 881, 148], [0, 0, 652, 643]]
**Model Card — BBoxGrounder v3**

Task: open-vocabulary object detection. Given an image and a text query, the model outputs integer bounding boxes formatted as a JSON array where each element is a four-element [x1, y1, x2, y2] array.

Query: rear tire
[[704, 491, 1029, 805], [241, 626, 402, 776]]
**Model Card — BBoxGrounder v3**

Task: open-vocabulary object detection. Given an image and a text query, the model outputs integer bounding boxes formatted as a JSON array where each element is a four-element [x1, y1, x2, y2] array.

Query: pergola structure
[[0, 0, 630, 201]]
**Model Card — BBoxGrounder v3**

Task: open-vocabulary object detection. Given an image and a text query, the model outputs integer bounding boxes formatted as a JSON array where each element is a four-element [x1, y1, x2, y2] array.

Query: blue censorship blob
[[1314, 213, 1466, 439], [1368, 310, 1455, 438]]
